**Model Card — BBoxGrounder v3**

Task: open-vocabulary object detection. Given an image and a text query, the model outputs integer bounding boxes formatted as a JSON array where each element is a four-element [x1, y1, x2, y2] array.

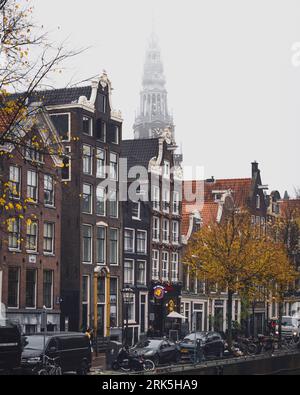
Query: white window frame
[[172, 221, 179, 244], [9, 165, 21, 200], [96, 226, 106, 265], [49, 112, 71, 142], [139, 293, 148, 335], [132, 202, 141, 220], [44, 174, 55, 207], [127, 294, 136, 323], [124, 228, 135, 253], [96, 185, 106, 216], [82, 224, 93, 264], [82, 274, 90, 327], [109, 276, 119, 328], [171, 252, 179, 282], [173, 191, 180, 215], [8, 218, 21, 251], [83, 144, 93, 175], [153, 217, 160, 242], [256, 194, 261, 209], [137, 260, 147, 286], [112, 125, 119, 145], [163, 161, 170, 178], [109, 152, 119, 181], [109, 228, 119, 266], [82, 183, 93, 214], [82, 116, 93, 136], [109, 189, 119, 219], [100, 121, 107, 142], [162, 189, 170, 213], [27, 170, 38, 203], [62, 146, 72, 182], [43, 222, 54, 255], [162, 219, 169, 244], [96, 148, 106, 179], [136, 230, 147, 254], [124, 259, 135, 286], [152, 250, 159, 280], [162, 251, 169, 281], [26, 221, 38, 253], [152, 186, 160, 211]]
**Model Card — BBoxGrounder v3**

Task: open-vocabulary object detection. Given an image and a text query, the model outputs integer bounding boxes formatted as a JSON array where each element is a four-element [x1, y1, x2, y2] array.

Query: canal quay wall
[[152, 350, 300, 375]]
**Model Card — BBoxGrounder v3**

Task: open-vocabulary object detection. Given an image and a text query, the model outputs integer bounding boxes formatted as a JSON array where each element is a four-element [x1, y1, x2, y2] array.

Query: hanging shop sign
[[153, 285, 165, 300], [168, 299, 175, 313]]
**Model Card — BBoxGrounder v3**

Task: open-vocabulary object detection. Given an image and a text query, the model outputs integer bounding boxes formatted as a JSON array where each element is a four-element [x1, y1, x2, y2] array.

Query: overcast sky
[[32, 0, 300, 196]]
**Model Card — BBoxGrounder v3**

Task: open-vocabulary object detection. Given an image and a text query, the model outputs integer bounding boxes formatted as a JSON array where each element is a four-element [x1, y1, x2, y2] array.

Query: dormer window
[[272, 203, 279, 214], [163, 161, 170, 178], [256, 194, 261, 209], [111, 125, 119, 144], [98, 94, 106, 113], [214, 193, 222, 202]]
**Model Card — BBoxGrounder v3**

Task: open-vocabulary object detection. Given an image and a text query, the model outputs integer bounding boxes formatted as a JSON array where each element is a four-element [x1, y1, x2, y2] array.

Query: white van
[[275, 316, 300, 338]]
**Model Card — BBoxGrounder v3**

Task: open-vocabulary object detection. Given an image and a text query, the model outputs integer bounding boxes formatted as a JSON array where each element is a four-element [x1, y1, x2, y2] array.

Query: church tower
[[133, 32, 175, 140]]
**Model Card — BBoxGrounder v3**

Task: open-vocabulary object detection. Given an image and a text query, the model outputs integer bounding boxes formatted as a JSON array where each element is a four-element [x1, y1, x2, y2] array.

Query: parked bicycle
[[37, 356, 62, 376], [112, 347, 155, 372], [255, 335, 275, 355], [234, 337, 257, 355], [278, 335, 300, 351]]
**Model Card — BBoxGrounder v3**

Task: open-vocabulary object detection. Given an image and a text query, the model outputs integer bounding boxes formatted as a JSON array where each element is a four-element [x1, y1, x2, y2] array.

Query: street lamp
[[121, 287, 134, 346]]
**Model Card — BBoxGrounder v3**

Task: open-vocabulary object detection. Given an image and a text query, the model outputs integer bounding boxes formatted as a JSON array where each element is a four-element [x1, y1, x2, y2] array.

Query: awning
[[167, 311, 186, 320]]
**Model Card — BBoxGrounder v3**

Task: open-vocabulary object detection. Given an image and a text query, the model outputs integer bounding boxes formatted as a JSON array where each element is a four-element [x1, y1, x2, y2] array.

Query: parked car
[[131, 338, 180, 366], [21, 332, 92, 375], [275, 316, 300, 338], [0, 319, 23, 372], [179, 332, 225, 361]]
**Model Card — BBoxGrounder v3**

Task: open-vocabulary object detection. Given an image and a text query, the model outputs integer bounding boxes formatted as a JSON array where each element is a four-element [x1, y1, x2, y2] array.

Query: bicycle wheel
[[247, 343, 257, 355], [143, 359, 155, 372], [38, 369, 48, 375], [120, 359, 131, 372], [55, 367, 62, 376]]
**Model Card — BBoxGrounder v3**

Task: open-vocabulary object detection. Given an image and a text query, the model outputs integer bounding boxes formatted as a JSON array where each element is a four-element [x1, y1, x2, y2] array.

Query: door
[[97, 305, 105, 338], [195, 312, 203, 331], [140, 294, 147, 335], [214, 307, 224, 332]]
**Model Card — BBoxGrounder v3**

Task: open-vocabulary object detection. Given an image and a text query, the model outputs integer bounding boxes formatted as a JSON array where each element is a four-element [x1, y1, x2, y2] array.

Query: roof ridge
[[184, 178, 252, 182]]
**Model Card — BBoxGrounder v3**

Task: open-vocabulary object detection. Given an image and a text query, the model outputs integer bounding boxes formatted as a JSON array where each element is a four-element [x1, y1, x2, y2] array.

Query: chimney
[[252, 161, 259, 177]]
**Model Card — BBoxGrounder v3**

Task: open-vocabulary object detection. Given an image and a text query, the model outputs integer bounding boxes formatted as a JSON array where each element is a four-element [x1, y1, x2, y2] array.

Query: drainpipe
[[106, 271, 111, 338]]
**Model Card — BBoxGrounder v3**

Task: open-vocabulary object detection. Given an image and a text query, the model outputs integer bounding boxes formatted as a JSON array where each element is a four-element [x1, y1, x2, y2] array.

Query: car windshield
[[281, 317, 298, 327], [23, 336, 48, 351], [134, 340, 162, 349], [184, 333, 206, 342], [0, 319, 16, 328]]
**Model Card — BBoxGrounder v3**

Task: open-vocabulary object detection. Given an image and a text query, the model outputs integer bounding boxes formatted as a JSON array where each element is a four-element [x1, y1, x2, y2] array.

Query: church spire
[[133, 32, 175, 140]]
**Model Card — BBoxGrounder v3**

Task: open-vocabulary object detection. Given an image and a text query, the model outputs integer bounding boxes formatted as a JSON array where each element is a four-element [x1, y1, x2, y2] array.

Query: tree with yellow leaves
[[0, 0, 84, 244], [184, 209, 298, 348], [268, 199, 300, 345]]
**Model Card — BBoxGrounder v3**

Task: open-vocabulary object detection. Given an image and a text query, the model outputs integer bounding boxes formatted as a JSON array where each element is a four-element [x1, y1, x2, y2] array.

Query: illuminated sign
[[153, 286, 165, 300]]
